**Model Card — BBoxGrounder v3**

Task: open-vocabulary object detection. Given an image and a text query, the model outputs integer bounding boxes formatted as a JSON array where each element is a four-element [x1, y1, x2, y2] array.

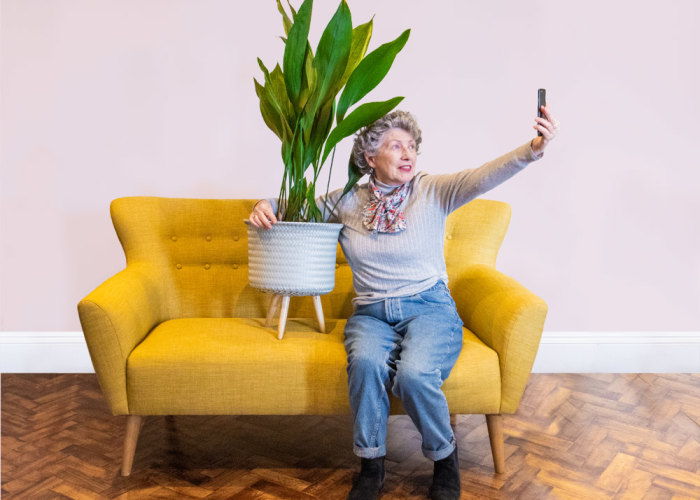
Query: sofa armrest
[[77, 264, 167, 415], [450, 264, 548, 414]]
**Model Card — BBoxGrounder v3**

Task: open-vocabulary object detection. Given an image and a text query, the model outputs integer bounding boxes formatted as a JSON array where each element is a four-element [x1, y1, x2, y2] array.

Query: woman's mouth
[[399, 165, 412, 172]]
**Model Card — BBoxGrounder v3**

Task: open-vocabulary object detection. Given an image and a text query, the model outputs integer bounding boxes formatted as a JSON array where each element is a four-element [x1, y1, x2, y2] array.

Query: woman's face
[[365, 128, 417, 186]]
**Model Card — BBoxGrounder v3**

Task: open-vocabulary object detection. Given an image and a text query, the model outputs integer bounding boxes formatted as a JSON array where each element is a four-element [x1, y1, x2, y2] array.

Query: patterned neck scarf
[[362, 176, 410, 233]]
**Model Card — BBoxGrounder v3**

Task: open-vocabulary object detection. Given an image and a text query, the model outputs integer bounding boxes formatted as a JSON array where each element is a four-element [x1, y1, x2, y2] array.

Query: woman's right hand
[[249, 200, 278, 229]]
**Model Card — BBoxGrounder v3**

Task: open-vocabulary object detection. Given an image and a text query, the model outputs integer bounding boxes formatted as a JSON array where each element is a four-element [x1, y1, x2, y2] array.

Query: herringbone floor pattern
[[2, 373, 699, 499]]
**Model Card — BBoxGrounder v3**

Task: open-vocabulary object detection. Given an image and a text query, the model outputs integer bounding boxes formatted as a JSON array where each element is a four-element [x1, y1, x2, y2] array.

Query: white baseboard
[[532, 331, 700, 373], [0, 331, 698, 374], [0, 332, 95, 373]]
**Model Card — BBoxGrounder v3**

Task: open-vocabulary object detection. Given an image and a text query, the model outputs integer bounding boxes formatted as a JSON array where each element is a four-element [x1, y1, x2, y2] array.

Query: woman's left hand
[[531, 105, 559, 155]]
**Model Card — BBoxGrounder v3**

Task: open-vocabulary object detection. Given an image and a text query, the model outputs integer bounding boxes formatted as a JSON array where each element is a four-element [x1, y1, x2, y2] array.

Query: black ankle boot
[[428, 446, 460, 500], [346, 456, 385, 500]]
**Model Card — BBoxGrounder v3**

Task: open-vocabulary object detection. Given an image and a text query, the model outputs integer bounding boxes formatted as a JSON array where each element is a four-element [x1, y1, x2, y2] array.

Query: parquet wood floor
[[2, 373, 699, 499]]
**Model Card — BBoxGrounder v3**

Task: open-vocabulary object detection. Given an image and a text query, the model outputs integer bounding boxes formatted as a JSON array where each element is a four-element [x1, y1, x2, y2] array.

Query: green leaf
[[254, 78, 283, 140], [305, 98, 335, 172], [284, 121, 301, 172], [293, 127, 305, 181], [341, 155, 364, 199], [309, 0, 352, 115], [336, 18, 373, 96], [268, 64, 295, 129], [321, 96, 404, 165], [257, 60, 294, 139], [298, 43, 316, 113], [283, 0, 312, 109], [336, 28, 410, 122], [257, 57, 270, 79], [277, 0, 293, 35], [306, 182, 323, 221]]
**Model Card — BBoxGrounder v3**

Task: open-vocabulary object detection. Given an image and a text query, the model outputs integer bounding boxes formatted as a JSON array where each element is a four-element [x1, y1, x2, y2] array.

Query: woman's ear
[[364, 153, 375, 169]]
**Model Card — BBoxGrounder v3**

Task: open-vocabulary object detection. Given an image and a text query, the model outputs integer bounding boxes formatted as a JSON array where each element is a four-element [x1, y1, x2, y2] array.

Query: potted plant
[[246, 0, 410, 332]]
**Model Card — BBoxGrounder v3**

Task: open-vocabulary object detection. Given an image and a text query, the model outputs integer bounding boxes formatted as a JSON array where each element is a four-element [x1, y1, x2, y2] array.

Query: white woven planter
[[245, 221, 343, 296]]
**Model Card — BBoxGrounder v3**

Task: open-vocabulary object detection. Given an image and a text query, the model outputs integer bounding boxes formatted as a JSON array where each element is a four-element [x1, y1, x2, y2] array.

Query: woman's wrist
[[529, 138, 545, 159]]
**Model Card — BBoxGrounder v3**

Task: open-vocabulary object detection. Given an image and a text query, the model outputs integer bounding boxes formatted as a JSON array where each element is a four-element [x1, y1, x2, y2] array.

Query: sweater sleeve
[[423, 141, 543, 214]]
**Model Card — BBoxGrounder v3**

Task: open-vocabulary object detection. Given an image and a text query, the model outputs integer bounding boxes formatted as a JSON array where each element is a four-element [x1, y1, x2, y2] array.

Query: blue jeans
[[344, 280, 464, 461]]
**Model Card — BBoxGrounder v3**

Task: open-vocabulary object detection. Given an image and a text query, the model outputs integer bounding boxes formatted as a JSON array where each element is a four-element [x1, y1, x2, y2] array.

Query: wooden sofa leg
[[121, 415, 143, 476], [486, 414, 505, 474]]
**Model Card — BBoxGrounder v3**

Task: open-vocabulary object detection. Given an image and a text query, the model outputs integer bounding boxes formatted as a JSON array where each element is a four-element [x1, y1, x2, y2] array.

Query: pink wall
[[1, 0, 699, 332]]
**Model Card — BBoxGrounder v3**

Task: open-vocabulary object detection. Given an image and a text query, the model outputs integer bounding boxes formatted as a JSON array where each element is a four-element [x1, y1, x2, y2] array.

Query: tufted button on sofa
[[77, 197, 547, 476]]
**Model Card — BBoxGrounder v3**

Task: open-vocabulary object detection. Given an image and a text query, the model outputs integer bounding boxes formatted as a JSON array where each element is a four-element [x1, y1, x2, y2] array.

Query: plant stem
[[277, 168, 287, 221], [329, 191, 344, 219], [322, 146, 337, 221]]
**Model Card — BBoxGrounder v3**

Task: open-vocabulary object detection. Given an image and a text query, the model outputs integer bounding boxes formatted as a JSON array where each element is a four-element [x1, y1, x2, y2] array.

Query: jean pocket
[[415, 286, 452, 307]]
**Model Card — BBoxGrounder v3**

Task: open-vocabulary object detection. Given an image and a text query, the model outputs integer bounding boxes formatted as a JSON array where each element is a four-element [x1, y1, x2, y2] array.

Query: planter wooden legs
[[264, 294, 289, 339], [312, 295, 325, 333], [121, 415, 143, 476], [486, 414, 505, 474], [266, 294, 327, 340], [265, 294, 282, 328], [277, 296, 291, 340]]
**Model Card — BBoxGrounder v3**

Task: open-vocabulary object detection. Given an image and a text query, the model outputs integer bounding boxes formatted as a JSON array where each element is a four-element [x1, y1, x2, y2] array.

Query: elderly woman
[[250, 106, 559, 500]]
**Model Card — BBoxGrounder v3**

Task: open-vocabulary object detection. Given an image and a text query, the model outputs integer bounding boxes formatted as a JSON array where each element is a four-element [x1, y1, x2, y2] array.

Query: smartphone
[[537, 89, 546, 137]]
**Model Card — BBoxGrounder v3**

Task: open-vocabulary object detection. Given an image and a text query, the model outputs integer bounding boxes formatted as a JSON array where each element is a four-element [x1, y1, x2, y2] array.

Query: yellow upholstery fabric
[[126, 318, 500, 415], [78, 197, 546, 418], [451, 265, 548, 413], [78, 265, 166, 414], [108, 197, 269, 319]]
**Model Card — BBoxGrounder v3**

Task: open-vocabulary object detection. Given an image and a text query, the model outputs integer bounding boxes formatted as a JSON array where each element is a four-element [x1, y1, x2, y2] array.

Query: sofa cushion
[[126, 318, 501, 415]]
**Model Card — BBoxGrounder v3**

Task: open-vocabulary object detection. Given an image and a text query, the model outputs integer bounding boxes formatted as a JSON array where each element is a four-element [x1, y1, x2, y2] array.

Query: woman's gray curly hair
[[352, 110, 422, 175]]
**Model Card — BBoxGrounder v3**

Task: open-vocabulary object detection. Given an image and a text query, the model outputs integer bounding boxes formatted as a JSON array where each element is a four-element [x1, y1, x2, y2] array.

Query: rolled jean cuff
[[423, 436, 456, 461], [354, 444, 386, 459]]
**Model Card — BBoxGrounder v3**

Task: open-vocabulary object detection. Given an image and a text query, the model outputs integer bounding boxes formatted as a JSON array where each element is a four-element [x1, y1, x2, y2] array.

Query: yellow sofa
[[77, 197, 547, 476]]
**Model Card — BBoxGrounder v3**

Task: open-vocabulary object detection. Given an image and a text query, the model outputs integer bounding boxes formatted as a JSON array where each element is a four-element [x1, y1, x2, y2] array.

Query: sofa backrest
[[110, 197, 510, 320]]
